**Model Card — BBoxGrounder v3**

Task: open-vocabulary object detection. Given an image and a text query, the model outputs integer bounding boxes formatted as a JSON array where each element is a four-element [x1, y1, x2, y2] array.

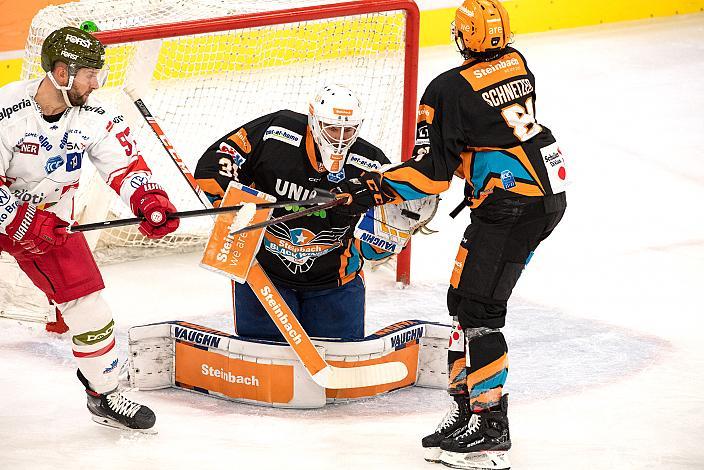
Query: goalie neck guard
[[308, 84, 363, 173], [452, 0, 511, 59]]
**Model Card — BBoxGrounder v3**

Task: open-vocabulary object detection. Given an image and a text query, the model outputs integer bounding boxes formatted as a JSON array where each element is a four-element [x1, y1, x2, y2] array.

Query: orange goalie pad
[[200, 182, 275, 283]]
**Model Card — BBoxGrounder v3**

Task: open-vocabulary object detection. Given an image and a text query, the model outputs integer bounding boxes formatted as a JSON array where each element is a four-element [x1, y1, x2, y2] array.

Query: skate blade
[[91, 416, 158, 435], [440, 450, 510, 469], [423, 446, 442, 463]]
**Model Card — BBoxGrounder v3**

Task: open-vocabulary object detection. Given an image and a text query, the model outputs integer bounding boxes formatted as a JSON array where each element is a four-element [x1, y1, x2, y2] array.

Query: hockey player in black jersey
[[195, 84, 394, 341], [333, 1, 567, 468]]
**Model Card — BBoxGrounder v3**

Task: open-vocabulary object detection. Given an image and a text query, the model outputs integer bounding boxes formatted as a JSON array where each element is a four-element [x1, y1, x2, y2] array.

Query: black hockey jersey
[[195, 110, 390, 290], [382, 47, 567, 208]]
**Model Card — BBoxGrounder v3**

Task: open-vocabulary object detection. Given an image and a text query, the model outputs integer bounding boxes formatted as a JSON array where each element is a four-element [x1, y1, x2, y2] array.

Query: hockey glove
[[5, 204, 69, 254], [130, 183, 180, 239], [331, 172, 393, 217]]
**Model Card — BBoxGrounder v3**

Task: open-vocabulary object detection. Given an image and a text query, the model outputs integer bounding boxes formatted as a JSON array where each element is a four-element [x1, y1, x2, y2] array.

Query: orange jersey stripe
[[384, 166, 451, 199]]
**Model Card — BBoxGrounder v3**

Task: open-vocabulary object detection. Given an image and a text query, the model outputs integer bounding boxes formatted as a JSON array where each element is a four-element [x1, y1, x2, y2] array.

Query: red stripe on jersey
[[107, 154, 151, 193]]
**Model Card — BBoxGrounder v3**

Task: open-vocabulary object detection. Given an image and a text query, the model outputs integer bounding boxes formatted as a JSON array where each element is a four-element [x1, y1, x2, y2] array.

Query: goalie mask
[[308, 84, 363, 173], [452, 0, 511, 58], [41, 26, 108, 107]]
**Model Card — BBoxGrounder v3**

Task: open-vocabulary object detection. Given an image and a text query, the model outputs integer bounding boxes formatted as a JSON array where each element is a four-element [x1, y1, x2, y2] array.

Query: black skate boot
[[422, 394, 471, 462], [78, 370, 156, 433], [439, 394, 511, 469]]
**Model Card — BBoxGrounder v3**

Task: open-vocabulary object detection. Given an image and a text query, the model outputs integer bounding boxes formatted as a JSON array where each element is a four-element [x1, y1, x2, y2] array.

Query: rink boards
[[128, 319, 451, 408]]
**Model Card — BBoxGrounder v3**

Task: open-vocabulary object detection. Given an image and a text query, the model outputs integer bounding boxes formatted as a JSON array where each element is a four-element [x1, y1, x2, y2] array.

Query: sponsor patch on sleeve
[[347, 153, 382, 171], [263, 126, 303, 147]]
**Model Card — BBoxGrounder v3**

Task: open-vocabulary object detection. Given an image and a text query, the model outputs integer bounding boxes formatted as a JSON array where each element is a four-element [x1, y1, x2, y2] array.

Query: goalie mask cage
[[8, 0, 417, 321]]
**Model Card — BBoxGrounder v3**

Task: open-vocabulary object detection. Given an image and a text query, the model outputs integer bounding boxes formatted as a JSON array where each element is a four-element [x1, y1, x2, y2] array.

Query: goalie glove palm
[[332, 172, 392, 216]]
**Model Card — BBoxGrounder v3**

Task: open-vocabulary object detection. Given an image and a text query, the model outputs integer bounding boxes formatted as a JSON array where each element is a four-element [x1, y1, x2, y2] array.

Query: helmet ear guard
[[308, 84, 364, 173], [453, 0, 511, 59]]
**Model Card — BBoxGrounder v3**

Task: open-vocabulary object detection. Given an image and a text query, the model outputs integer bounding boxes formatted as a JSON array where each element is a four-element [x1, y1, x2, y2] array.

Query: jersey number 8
[[501, 97, 542, 142]]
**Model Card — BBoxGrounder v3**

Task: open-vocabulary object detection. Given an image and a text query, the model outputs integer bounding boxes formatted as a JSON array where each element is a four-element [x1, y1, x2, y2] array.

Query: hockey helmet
[[452, 0, 511, 57], [41, 26, 108, 106], [308, 84, 364, 173], [41, 26, 105, 73]]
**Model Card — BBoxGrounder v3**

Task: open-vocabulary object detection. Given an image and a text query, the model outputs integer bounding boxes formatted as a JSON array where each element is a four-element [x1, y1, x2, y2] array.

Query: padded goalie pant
[[234, 274, 365, 340], [445, 193, 566, 410], [0, 233, 119, 393]]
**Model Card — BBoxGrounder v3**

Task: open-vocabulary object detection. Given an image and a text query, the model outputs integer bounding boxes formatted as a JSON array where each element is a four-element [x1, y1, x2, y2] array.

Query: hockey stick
[[123, 84, 211, 210], [228, 197, 347, 236], [247, 262, 408, 389], [69, 195, 336, 232]]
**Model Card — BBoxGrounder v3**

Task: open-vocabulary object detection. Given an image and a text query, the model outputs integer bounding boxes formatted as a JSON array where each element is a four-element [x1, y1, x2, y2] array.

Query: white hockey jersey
[[0, 78, 153, 233]]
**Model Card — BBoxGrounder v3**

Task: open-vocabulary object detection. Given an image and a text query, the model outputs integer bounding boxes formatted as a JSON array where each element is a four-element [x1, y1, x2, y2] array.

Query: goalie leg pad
[[128, 320, 453, 408]]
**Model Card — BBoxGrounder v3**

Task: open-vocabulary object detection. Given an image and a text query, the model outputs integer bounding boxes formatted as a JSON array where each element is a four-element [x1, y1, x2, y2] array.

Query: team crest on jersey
[[44, 156, 64, 174], [327, 168, 345, 183], [263, 223, 349, 274]]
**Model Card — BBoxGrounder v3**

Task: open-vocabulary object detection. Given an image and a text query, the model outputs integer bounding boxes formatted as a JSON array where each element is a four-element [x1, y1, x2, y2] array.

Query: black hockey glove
[[331, 172, 393, 217]]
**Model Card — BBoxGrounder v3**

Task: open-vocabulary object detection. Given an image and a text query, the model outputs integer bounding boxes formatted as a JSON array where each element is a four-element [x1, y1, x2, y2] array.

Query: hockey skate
[[79, 370, 156, 433], [422, 394, 471, 462], [439, 394, 511, 470]]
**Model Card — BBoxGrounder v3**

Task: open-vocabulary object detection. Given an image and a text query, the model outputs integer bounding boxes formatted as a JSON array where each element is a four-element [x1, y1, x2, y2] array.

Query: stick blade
[[312, 362, 409, 389]]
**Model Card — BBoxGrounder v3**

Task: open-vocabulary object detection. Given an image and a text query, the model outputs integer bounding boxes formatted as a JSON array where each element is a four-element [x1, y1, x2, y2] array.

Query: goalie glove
[[331, 172, 393, 217], [354, 195, 439, 254]]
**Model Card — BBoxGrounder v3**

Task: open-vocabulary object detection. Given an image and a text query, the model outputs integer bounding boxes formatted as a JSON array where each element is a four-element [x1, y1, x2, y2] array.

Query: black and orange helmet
[[452, 0, 511, 57]]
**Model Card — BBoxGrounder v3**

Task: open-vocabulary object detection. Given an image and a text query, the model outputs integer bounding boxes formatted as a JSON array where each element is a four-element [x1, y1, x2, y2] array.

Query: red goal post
[[22, 0, 420, 285]]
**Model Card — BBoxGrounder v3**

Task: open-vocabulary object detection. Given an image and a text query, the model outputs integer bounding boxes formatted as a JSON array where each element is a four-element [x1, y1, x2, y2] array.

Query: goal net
[[2, 0, 419, 322]]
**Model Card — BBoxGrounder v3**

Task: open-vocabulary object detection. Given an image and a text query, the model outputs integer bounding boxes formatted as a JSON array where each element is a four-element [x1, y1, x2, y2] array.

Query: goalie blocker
[[128, 319, 451, 408]]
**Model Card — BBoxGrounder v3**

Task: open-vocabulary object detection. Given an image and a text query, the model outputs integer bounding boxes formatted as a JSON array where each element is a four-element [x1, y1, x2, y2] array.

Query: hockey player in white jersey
[[0, 26, 180, 431]]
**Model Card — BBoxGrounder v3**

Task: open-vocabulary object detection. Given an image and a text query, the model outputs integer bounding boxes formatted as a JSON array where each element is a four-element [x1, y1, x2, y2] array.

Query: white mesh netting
[[3, 0, 415, 320], [22, 0, 410, 259]]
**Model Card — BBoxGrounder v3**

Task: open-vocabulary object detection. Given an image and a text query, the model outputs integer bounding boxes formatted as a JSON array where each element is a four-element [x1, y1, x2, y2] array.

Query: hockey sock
[[60, 292, 119, 394], [448, 319, 468, 394], [465, 328, 508, 412]]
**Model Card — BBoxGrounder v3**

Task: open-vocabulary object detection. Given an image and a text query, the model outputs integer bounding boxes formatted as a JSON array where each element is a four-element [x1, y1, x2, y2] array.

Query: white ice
[[2, 14, 704, 470]]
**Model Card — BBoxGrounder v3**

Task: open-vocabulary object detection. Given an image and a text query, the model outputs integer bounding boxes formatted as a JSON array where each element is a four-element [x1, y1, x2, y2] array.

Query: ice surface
[[1, 14, 704, 469]]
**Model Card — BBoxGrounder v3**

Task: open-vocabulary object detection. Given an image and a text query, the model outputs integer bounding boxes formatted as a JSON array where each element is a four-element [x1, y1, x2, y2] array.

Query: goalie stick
[[68, 194, 337, 232], [247, 262, 408, 389]]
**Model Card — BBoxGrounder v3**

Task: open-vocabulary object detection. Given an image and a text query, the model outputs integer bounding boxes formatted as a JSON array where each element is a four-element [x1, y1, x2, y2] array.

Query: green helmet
[[41, 26, 105, 73]]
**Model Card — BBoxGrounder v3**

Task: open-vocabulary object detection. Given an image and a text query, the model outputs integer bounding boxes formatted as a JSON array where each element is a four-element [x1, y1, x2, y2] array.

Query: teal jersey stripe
[[471, 151, 534, 197], [385, 179, 429, 201]]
